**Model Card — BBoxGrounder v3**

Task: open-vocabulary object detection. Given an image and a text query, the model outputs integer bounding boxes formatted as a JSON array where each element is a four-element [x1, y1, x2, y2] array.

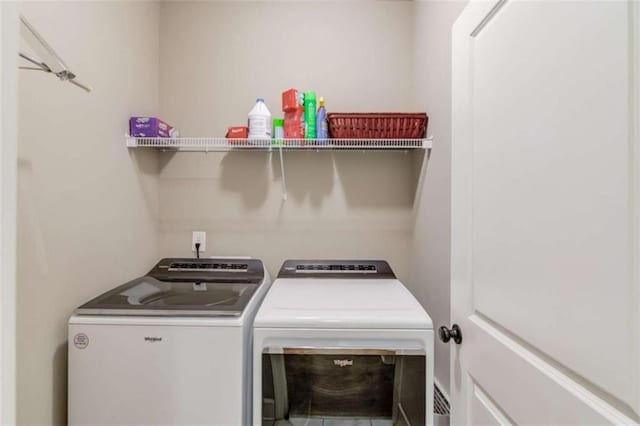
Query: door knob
[[439, 324, 462, 344]]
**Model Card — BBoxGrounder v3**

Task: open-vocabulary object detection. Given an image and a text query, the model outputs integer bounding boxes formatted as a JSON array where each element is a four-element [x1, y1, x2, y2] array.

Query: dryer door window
[[262, 349, 426, 425]]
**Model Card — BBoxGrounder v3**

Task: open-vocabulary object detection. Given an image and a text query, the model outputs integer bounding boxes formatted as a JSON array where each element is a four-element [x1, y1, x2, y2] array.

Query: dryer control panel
[[277, 260, 396, 279]]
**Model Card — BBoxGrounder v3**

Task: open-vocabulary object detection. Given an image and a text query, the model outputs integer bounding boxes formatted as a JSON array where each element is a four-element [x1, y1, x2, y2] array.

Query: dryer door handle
[[262, 347, 426, 356]]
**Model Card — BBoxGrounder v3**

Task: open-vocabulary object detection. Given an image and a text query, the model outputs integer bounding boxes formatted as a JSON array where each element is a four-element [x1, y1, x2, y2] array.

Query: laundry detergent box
[[226, 126, 249, 139], [129, 117, 174, 137], [282, 88, 299, 112]]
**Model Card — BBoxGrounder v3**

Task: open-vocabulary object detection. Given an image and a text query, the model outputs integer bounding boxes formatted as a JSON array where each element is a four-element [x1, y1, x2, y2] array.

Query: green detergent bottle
[[304, 91, 317, 139], [273, 118, 284, 146]]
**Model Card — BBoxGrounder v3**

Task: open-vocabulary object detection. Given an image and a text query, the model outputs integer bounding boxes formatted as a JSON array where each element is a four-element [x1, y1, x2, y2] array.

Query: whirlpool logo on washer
[[144, 336, 162, 343], [333, 359, 353, 367], [73, 333, 89, 350]]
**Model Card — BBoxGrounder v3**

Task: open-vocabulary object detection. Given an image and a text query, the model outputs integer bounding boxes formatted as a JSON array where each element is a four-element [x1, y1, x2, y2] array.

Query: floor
[[283, 418, 394, 426]]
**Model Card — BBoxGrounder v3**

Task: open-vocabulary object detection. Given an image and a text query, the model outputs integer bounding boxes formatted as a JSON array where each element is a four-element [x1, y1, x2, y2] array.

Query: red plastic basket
[[327, 113, 428, 139]]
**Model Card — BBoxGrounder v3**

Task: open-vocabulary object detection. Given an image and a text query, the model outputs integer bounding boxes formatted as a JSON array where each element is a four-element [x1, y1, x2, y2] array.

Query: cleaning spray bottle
[[316, 96, 328, 141]]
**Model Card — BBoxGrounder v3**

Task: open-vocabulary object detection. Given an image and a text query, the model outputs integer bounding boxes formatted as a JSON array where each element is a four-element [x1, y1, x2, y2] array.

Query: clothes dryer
[[253, 260, 433, 426]]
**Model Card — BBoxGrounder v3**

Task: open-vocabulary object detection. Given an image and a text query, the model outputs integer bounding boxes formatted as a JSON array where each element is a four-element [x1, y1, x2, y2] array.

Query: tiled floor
[[286, 417, 394, 426]]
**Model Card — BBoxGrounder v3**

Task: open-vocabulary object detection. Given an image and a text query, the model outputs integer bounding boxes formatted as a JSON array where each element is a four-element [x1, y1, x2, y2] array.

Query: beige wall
[[17, 2, 160, 424], [157, 1, 420, 280], [409, 0, 468, 396], [15, 1, 464, 422], [156, 1, 467, 395]]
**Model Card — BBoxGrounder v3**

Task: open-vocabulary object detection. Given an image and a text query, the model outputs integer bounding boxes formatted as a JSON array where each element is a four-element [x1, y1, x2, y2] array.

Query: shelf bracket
[[278, 146, 287, 200]]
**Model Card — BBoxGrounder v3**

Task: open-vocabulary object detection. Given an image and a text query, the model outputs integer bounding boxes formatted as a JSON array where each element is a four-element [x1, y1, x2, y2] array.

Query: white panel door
[[450, 0, 640, 424]]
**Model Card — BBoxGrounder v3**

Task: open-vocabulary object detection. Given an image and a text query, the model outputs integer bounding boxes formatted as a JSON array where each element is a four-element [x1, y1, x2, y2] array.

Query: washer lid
[[254, 278, 433, 329], [76, 257, 266, 316], [76, 276, 258, 317]]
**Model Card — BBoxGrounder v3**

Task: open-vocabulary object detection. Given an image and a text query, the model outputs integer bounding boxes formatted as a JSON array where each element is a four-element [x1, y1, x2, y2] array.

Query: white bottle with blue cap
[[248, 98, 272, 140]]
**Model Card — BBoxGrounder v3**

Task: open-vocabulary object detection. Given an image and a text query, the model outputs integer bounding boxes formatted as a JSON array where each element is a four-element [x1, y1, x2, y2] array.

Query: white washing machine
[[68, 257, 271, 426], [253, 260, 434, 426]]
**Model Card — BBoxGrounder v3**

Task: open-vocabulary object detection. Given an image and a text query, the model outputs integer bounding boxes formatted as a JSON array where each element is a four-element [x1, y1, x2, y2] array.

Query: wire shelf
[[125, 135, 432, 201], [126, 136, 432, 151]]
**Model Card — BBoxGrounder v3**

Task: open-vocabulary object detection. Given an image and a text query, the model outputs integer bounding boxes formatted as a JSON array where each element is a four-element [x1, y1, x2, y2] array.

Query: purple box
[[129, 117, 174, 137]]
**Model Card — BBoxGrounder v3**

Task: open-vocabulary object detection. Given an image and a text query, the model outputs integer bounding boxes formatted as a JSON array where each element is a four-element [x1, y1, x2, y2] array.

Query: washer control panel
[[148, 258, 264, 283]]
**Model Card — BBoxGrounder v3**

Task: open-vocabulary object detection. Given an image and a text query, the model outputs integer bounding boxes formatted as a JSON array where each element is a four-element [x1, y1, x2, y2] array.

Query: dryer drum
[[286, 354, 395, 417], [263, 353, 426, 423]]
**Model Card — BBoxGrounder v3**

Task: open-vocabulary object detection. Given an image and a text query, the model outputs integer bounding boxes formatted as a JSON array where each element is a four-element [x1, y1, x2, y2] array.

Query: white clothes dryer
[[253, 260, 434, 426], [68, 257, 271, 426]]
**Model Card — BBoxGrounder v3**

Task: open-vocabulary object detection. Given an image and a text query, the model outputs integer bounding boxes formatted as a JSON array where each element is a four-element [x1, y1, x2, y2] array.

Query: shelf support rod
[[278, 145, 288, 201]]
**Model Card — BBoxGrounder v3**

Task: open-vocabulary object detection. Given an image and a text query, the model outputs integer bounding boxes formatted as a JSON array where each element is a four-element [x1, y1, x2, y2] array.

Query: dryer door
[[261, 347, 425, 426]]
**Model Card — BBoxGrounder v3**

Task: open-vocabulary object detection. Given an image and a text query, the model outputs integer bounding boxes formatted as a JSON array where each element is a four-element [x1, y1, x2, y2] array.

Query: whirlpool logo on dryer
[[144, 336, 162, 343]]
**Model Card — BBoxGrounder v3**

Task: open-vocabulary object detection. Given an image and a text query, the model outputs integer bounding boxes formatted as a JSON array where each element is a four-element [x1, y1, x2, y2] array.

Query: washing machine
[[68, 257, 271, 426], [253, 260, 434, 426]]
